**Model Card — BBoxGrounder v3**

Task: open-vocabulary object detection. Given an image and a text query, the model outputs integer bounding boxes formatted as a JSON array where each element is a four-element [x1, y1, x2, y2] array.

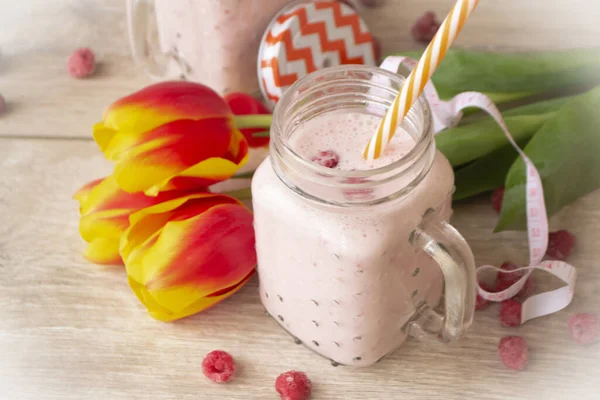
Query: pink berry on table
[[546, 230, 575, 261], [491, 187, 504, 214], [411, 11, 441, 43], [495, 261, 523, 292], [493, 261, 535, 301], [67, 48, 96, 78], [475, 282, 494, 311], [202, 350, 236, 383], [498, 336, 528, 370], [568, 313, 599, 345], [499, 299, 522, 327], [275, 370, 312, 400]]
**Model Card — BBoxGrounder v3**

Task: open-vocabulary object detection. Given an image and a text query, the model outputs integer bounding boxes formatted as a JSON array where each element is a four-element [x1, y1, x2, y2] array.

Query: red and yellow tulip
[[93, 81, 251, 196], [75, 82, 268, 321], [73, 176, 190, 265], [120, 193, 256, 321]]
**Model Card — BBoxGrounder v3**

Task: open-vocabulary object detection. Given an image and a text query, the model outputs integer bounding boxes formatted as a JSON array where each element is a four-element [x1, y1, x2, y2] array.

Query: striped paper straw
[[364, 0, 479, 160]]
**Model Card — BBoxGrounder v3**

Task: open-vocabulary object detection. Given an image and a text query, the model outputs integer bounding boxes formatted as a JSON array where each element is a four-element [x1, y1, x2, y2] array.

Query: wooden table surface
[[1, 1, 599, 399]]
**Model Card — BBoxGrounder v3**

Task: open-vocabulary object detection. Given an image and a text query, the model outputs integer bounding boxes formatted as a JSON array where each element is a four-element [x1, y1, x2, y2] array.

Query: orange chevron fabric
[[259, 0, 375, 103]]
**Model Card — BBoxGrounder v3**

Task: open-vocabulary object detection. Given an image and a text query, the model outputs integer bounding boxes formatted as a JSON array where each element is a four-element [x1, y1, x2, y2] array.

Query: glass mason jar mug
[[125, 0, 292, 94], [251, 65, 476, 367]]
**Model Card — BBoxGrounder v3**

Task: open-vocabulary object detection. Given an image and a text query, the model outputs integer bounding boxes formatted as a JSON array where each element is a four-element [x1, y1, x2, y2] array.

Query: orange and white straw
[[364, 0, 479, 160]]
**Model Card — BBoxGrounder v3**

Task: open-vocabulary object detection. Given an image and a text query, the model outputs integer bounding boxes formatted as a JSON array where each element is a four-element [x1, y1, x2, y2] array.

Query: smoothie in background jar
[[251, 66, 476, 367], [128, 0, 293, 94]]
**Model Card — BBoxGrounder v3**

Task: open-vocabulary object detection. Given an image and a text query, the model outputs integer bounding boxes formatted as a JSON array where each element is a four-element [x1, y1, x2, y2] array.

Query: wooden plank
[[1, 138, 598, 399]]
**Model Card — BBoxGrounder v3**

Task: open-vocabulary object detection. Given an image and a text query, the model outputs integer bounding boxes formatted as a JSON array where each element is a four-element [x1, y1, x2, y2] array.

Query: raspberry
[[491, 187, 504, 214], [546, 230, 575, 261], [202, 350, 236, 383], [311, 150, 340, 168], [568, 313, 599, 345], [275, 371, 312, 400], [475, 282, 494, 311], [411, 12, 441, 43], [498, 336, 528, 370], [499, 299, 522, 327], [494, 262, 534, 301], [67, 48, 96, 78], [495, 261, 524, 292]]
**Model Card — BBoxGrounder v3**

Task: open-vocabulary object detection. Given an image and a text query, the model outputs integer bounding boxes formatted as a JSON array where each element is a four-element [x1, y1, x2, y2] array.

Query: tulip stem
[[224, 187, 253, 201], [234, 115, 273, 130], [232, 171, 255, 179]]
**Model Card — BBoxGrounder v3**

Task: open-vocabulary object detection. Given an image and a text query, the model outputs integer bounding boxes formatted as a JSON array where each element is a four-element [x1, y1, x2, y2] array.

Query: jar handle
[[407, 208, 476, 342], [126, 0, 189, 80]]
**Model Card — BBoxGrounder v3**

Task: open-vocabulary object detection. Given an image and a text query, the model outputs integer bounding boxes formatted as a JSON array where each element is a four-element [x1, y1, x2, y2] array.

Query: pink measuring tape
[[380, 56, 577, 325]]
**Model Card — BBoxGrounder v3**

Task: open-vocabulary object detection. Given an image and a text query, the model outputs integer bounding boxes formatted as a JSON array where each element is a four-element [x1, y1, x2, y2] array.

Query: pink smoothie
[[154, 0, 291, 94], [252, 111, 455, 366]]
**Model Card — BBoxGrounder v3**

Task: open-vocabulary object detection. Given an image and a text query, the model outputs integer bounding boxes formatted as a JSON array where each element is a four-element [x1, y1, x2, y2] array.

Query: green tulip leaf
[[496, 86, 600, 231], [453, 138, 530, 201], [398, 49, 600, 101], [436, 115, 549, 167]]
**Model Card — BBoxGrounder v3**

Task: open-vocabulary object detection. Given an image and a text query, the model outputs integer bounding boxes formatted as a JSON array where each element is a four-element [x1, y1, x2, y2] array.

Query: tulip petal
[[142, 203, 256, 293], [79, 211, 130, 243], [93, 122, 117, 153], [84, 238, 123, 265], [79, 176, 190, 215], [102, 81, 231, 135], [121, 193, 256, 321], [121, 193, 234, 283], [110, 118, 247, 194], [75, 176, 196, 266], [73, 177, 104, 205], [128, 270, 254, 321]]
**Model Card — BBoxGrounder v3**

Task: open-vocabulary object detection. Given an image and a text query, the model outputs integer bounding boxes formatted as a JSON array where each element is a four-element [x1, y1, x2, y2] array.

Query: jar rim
[[271, 64, 433, 180], [269, 64, 435, 207]]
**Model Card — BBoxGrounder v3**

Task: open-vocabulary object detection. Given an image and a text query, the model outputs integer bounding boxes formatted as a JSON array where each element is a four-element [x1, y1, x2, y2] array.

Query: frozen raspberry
[[67, 48, 96, 78], [411, 12, 441, 43], [202, 350, 236, 383], [495, 261, 524, 292], [311, 150, 340, 168], [499, 299, 522, 327], [491, 187, 504, 214], [498, 336, 528, 370], [475, 282, 494, 311], [546, 230, 575, 261], [275, 371, 312, 400], [568, 313, 599, 345]]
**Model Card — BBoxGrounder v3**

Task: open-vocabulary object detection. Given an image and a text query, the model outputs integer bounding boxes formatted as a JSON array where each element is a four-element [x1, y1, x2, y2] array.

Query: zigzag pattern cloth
[[259, 0, 376, 104]]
